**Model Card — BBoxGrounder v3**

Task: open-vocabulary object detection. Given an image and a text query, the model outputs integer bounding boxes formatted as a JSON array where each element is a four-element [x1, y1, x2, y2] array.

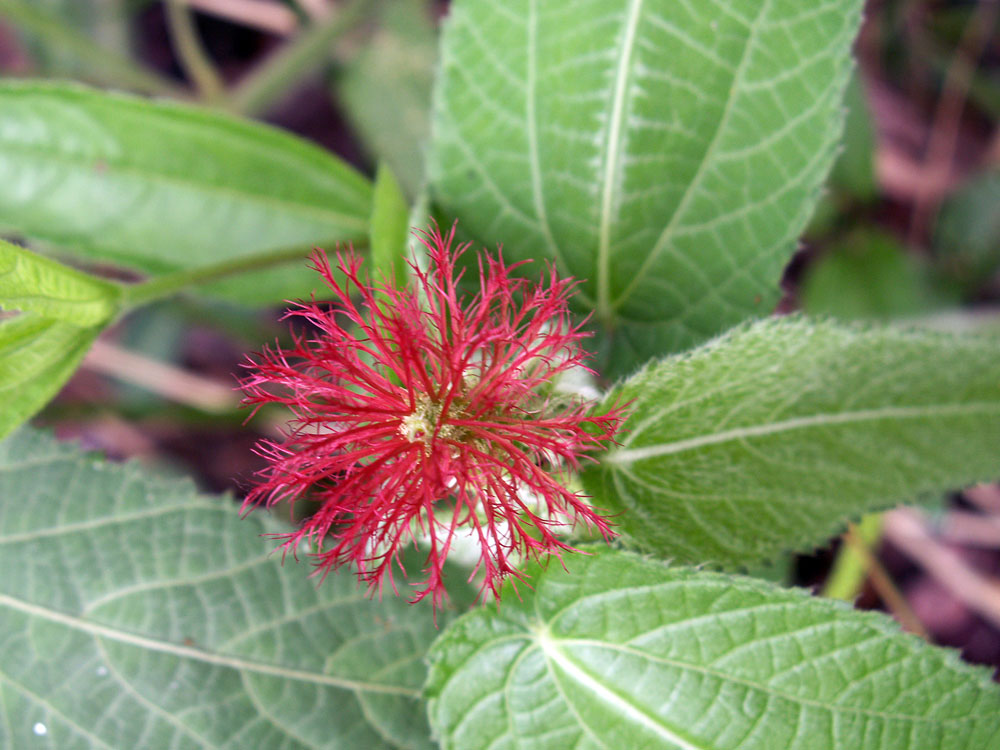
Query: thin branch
[[941, 510, 1000, 548], [822, 513, 883, 602], [965, 484, 1000, 514], [841, 520, 930, 639], [182, 0, 298, 36], [82, 340, 239, 413], [165, 0, 225, 103], [117, 243, 321, 309], [226, 0, 371, 116], [884, 508, 1000, 631]]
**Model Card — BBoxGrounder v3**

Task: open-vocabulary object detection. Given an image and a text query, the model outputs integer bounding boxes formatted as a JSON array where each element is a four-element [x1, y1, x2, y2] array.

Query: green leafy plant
[[1, 1, 998, 748]]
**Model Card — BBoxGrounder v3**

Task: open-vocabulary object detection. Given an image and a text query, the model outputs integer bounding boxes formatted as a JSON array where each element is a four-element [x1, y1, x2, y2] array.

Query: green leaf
[[934, 170, 1000, 288], [0, 240, 120, 438], [581, 317, 1000, 565], [801, 231, 960, 320], [429, 0, 863, 376], [0, 0, 180, 95], [0, 315, 102, 438], [337, 0, 437, 198], [370, 163, 412, 286], [0, 428, 444, 749], [426, 550, 1000, 750], [827, 73, 877, 200], [0, 80, 372, 304], [0, 239, 120, 324]]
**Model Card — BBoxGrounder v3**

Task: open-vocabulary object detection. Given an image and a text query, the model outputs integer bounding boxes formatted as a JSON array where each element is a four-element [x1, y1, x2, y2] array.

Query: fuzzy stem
[[118, 242, 363, 309]]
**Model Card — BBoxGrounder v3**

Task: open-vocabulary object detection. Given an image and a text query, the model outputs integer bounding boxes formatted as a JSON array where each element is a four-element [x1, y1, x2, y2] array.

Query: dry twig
[[842, 521, 930, 639], [182, 0, 298, 36], [884, 508, 1000, 631], [82, 339, 239, 413], [941, 510, 1000, 548], [295, 0, 332, 21]]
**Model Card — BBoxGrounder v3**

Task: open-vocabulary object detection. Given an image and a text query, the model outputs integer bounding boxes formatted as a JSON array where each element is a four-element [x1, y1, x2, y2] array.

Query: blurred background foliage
[[0, 0, 998, 677]]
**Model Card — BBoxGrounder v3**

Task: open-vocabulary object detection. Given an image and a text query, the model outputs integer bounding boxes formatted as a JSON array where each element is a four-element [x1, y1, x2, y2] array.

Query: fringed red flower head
[[241, 223, 624, 607]]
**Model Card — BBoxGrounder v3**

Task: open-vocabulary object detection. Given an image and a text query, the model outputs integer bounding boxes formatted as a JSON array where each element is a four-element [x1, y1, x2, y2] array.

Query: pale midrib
[[610, 0, 772, 313], [6, 143, 369, 231], [0, 592, 420, 698], [0, 291, 111, 321], [606, 401, 1000, 465], [0, 502, 221, 545], [1, 256, 119, 299], [537, 629, 707, 750], [0, 291, 114, 326], [554, 636, 985, 724], [595, 0, 644, 325]]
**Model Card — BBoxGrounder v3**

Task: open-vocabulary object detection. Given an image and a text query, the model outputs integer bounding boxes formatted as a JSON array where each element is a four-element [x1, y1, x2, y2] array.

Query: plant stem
[[83, 340, 239, 413], [885, 508, 1000, 632], [824, 514, 930, 639], [847, 522, 930, 639], [823, 513, 884, 601], [165, 0, 225, 103], [118, 244, 321, 308], [226, 0, 371, 117], [184, 0, 298, 35], [0, 0, 184, 96]]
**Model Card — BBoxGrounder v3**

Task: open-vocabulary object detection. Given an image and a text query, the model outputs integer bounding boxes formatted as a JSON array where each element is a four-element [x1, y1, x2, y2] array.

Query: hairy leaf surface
[[426, 551, 1000, 750], [583, 318, 1000, 564]]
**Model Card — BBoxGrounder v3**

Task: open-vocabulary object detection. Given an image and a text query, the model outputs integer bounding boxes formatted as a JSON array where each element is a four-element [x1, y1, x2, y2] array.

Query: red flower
[[241, 223, 623, 607]]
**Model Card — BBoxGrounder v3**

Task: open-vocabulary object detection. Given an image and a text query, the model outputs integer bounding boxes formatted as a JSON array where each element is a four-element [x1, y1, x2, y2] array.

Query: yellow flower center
[[399, 396, 465, 448]]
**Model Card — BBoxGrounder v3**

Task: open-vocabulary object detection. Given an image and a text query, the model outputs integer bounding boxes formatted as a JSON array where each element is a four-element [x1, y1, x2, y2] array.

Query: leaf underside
[[0, 428, 445, 750]]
